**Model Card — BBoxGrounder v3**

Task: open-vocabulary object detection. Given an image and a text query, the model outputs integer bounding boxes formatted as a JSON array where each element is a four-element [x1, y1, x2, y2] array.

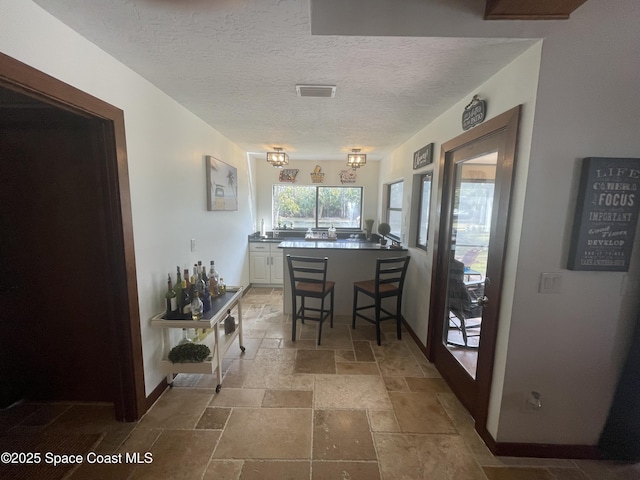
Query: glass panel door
[[443, 152, 497, 378]]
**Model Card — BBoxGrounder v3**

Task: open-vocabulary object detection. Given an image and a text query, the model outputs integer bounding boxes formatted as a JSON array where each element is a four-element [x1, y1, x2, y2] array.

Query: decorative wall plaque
[[413, 143, 434, 170], [279, 169, 299, 183], [462, 95, 486, 131], [310, 165, 325, 184], [567, 157, 640, 271], [339, 169, 357, 184]]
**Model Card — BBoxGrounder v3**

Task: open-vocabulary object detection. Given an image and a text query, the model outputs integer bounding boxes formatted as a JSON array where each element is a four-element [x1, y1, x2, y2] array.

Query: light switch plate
[[539, 273, 562, 294]]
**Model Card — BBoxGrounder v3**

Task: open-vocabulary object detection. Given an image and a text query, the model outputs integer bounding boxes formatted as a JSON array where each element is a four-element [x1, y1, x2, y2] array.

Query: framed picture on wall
[[206, 155, 238, 211], [413, 143, 434, 170]]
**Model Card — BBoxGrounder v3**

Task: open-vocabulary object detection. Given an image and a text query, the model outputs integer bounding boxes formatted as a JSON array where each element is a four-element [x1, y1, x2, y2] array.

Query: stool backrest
[[286, 255, 329, 291], [375, 256, 410, 294]]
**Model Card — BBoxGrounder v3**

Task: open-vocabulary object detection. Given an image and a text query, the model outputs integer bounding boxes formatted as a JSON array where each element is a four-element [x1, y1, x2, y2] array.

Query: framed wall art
[[206, 155, 238, 211], [567, 157, 640, 271]]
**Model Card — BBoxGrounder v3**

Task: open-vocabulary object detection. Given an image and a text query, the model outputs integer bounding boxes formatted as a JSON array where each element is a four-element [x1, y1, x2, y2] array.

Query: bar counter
[[278, 240, 408, 316]]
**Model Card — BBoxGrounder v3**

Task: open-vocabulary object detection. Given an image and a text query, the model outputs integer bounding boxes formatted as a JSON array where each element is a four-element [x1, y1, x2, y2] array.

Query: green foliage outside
[[273, 186, 362, 228]]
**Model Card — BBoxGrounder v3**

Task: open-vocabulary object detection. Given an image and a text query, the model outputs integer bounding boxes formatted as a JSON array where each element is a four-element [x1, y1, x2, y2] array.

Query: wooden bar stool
[[352, 256, 410, 345], [286, 255, 335, 346]]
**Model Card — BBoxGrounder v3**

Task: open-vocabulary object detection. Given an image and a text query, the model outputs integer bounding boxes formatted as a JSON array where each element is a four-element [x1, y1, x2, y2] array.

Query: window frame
[[415, 172, 433, 251], [272, 185, 364, 230], [385, 180, 404, 241]]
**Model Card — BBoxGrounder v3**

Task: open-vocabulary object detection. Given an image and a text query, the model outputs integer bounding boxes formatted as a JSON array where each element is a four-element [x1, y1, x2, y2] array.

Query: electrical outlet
[[190, 239, 196, 252]]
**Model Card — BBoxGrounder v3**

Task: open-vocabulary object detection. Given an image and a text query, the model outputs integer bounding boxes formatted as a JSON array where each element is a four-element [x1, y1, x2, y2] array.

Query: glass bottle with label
[[201, 265, 211, 312], [190, 290, 203, 320], [209, 261, 220, 297], [174, 267, 183, 313], [165, 273, 177, 319], [180, 278, 191, 318], [219, 277, 226, 295]]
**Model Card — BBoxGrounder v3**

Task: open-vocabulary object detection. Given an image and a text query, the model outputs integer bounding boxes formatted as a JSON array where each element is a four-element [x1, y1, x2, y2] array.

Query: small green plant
[[168, 343, 211, 363], [377, 222, 391, 239]]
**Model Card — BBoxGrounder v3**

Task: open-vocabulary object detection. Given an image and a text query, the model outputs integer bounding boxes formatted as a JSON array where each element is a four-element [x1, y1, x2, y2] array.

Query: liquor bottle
[[180, 278, 191, 318], [224, 310, 235, 335], [200, 266, 211, 312], [194, 264, 205, 298], [183, 269, 191, 291], [190, 290, 203, 320], [219, 277, 226, 295], [165, 273, 177, 319], [178, 329, 192, 345], [209, 261, 220, 297], [174, 267, 183, 311]]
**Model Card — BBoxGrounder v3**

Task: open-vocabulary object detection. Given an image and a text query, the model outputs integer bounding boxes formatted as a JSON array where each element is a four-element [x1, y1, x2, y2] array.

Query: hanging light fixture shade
[[266, 147, 289, 168], [347, 148, 366, 168]]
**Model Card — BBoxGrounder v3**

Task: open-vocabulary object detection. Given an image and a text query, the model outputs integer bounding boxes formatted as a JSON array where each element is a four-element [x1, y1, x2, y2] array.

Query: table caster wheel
[[216, 384, 221, 393], [240, 346, 246, 353]]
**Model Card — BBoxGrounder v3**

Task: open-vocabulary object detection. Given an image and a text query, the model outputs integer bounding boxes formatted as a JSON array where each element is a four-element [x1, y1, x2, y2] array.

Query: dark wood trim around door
[[427, 105, 521, 437], [0, 52, 145, 421]]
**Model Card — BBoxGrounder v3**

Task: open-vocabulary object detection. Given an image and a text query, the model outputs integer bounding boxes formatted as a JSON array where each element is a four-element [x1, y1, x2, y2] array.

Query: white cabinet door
[[249, 252, 270, 283], [270, 246, 284, 283], [249, 243, 284, 285]]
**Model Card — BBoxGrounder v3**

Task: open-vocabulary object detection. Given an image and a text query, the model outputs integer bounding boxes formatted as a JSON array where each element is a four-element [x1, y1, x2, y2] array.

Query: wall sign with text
[[413, 143, 434, 170], [567, 157, 640, 271], [462, 95, 486, 131]]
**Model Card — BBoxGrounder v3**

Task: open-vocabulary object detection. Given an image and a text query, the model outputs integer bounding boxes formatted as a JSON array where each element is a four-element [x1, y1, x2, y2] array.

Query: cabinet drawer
[[249, 242, 271, 252]]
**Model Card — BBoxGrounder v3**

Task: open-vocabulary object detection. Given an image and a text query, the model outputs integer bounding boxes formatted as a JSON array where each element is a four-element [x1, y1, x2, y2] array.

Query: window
[[272, 185, 363, 229], [386, 181, 403, 239], [416, 173, 432, 250]]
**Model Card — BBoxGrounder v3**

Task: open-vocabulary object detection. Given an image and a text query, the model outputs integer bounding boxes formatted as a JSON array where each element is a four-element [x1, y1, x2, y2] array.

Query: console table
[[150, 286, 245, 392]]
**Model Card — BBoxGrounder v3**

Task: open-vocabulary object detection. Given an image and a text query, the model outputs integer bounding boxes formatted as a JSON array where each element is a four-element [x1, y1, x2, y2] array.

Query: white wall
[[382, 0, 640, 447], [254, 157, 380, 232], [0, 0, 258, 395], [495, 0, 640, 445]]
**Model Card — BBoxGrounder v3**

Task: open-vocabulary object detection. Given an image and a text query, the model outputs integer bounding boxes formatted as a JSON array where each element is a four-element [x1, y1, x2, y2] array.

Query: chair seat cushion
[[295, 280, 335, 295], [354, 279, 398, 295]]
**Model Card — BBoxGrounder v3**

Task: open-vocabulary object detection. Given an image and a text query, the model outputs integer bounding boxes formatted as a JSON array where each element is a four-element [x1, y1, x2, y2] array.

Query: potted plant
[[377, 222, 391, 245]]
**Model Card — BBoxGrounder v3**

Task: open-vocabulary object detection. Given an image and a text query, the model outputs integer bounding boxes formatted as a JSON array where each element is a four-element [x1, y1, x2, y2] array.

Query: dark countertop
[[248, 232, 406, 250], [278, 240, 407, 251]]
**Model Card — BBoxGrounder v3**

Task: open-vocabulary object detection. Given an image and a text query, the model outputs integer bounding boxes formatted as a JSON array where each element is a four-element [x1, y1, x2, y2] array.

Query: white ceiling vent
[[296, 85, 336, 98]]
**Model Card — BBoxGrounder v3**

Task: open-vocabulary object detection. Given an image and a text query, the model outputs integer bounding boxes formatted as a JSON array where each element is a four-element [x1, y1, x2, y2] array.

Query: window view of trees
[[387, 181, 403, 239], [272, 186, 363, 229]]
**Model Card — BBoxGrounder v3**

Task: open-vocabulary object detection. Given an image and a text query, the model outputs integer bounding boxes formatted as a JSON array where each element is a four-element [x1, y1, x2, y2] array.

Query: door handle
[[477, 296, 489, 307]]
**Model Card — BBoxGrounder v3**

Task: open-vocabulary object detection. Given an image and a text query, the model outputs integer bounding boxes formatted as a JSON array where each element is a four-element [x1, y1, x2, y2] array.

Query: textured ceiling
[[33, 0, 536, 161]]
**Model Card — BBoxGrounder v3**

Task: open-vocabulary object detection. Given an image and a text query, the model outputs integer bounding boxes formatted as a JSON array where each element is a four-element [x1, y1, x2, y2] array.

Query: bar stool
[[352, 256, 410, 346], [286, 255, 335, 346]]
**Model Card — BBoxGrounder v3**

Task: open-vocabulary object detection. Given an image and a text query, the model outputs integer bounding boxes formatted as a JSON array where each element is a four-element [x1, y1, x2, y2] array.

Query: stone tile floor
[[1, 286, 639, 479]]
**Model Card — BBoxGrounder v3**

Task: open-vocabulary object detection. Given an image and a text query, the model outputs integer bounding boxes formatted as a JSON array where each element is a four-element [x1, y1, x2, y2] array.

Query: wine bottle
[[165, 273, 177, 319], [190, 290, 203, 320], [174, 267, 183, 315], [180, 278, 191, 318], [200, 266, 211, 312], [183, 268, 191, 290]]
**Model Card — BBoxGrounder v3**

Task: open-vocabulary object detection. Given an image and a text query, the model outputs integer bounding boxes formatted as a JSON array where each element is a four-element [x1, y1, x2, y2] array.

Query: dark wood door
[[428, 106, 520, 430], [0, 98, 116, 403]]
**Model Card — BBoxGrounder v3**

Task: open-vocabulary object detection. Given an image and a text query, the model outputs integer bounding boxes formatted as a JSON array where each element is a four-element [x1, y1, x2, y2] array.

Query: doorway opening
[[0, 53, 145, 421], [428, 106, 520, 433]]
